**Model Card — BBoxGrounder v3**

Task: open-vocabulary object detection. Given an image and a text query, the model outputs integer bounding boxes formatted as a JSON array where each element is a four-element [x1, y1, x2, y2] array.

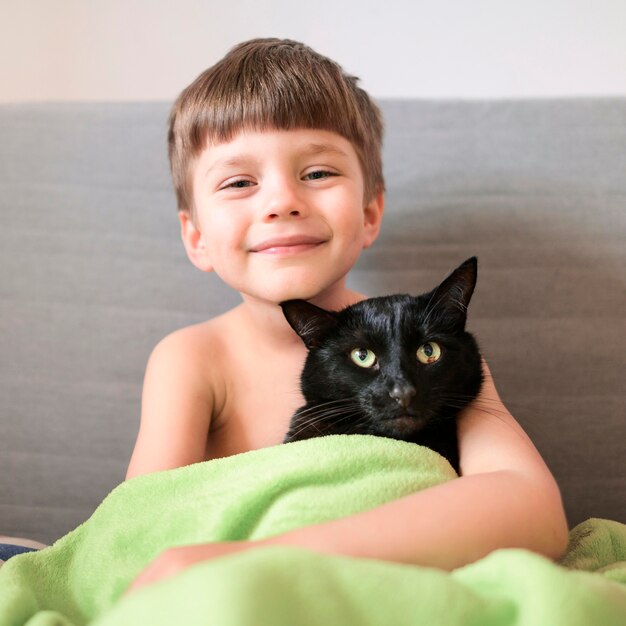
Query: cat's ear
[[424, 257, 477, 329], [280, 300, 339, 349]]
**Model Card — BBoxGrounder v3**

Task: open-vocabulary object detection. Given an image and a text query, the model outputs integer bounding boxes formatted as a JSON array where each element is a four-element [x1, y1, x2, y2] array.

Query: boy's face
[[180, 128, 383, 305]]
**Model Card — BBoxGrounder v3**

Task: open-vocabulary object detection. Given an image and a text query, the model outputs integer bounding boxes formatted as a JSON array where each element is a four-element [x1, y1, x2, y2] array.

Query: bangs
[[182, 58, 365, 156], [169, 38, 384, 214]]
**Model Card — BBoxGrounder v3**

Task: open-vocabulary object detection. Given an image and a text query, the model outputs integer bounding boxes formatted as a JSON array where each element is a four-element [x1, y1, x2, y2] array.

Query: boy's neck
[[236, 283, 366, 349]]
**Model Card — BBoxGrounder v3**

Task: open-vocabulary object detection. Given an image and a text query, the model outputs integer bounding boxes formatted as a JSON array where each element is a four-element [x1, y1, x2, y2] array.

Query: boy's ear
[[362, 190, 385, 249], [178, 211, 214, 273]]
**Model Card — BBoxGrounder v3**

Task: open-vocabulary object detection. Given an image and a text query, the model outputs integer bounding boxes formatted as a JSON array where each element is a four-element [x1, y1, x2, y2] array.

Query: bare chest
[[205, 344, 306, 460]]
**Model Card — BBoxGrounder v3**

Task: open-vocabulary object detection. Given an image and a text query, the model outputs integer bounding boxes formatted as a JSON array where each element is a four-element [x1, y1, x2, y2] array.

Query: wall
[[1, 0, 625, 102]]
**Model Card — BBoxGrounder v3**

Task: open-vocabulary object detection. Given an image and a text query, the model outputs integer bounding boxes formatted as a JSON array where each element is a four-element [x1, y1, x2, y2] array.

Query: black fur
[[280, 257, 483, 473]]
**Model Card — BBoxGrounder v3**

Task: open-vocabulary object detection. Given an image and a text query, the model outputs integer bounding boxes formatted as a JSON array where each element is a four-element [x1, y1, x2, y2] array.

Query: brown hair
[[168, 38, 385, 215]]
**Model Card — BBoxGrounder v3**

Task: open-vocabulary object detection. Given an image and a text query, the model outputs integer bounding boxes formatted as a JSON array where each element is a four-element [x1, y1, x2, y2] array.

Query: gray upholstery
[[1, 100, 624, 545]]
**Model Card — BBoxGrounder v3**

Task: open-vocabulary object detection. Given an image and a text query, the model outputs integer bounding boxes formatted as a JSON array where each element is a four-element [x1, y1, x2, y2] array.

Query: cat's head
[[280, 257, 483, 438]]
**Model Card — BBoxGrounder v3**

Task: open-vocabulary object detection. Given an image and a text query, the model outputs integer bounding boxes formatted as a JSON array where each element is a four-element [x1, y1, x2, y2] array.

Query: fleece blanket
[[0, 435, 624, 626]]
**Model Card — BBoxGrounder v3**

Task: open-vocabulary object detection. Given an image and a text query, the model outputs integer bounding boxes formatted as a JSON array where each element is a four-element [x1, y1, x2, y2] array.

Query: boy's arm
[[127, 362, 569, 593], [269, 363, 569, 568], [126, 329, 215, 479]]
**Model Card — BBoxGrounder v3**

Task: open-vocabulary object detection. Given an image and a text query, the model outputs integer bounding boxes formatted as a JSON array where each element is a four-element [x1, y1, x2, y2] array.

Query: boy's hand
[[126, 541, 256, 595]]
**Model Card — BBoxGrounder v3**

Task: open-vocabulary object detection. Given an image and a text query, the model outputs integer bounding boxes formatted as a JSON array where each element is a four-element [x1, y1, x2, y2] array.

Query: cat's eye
[[350, 348, 377, 368], [416, 342, 442, 364]]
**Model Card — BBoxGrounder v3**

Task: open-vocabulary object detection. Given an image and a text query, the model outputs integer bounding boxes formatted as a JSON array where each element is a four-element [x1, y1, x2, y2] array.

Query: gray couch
[[1, 100, 624, 545]]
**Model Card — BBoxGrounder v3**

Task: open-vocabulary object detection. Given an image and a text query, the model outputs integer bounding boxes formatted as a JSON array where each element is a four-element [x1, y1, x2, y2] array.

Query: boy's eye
[[220, 179, 254, 190], [303, 170, 337, 181]]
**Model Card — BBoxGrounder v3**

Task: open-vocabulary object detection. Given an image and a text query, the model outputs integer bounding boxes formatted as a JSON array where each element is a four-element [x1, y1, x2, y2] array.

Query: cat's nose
[[389, 384, 416, 409]]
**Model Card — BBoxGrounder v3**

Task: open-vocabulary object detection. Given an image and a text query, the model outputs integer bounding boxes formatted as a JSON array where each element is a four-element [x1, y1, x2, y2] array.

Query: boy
[[126, 38, 568, 592]]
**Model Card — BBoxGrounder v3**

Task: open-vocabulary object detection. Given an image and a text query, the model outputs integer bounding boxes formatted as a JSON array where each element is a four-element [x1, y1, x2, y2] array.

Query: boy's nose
[[265, 208, 302, 221], [262, 179, 307, 222]]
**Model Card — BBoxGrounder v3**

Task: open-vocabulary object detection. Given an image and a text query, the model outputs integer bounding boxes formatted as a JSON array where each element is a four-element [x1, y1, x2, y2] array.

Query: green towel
[[0, 435, 624, 625]]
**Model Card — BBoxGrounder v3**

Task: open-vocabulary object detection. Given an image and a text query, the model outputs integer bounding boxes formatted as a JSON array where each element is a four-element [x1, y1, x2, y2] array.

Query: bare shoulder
[[149, 314, 234, 399], [125, 310, 237, 479], [151, 314, 230, 375]]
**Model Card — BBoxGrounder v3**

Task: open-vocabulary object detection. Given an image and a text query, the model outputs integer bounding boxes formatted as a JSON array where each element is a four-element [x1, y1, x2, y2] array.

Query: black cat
[[280, 257, 483, 473]]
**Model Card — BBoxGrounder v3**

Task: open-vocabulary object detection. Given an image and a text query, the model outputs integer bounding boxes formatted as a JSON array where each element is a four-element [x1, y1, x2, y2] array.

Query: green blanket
[[0, 435, 624, 625]]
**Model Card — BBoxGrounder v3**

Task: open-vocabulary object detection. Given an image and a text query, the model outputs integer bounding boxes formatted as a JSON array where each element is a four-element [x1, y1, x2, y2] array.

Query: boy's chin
[[243, 287, 320, 305], [241, 280, 342, 307], [230, 265, 351, 307]]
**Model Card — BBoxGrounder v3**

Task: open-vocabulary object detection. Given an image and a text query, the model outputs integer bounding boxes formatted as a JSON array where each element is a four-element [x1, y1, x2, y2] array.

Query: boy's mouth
[[249, 235, 327, 255]]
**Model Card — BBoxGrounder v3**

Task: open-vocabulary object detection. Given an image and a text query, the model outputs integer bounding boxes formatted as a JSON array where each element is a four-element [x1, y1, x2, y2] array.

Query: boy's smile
[[180, 128, 384, 305], [248, 234, 328, 256]]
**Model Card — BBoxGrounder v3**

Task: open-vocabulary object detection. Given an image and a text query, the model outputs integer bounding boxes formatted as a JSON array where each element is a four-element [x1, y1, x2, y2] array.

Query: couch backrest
[[1, 100, 624, 543]]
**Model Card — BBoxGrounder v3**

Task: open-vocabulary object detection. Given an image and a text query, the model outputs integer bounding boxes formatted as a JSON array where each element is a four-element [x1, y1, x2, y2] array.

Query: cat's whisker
[[466, 397, 514, 417], [287, 399, 361, 431], [437, 395, 525, 437], [292, 407, 361, 431], [290, 404, 360, 429], [287, 406, 363, 440], [322, 409, 366, 431], [293, 398, 359, 418]]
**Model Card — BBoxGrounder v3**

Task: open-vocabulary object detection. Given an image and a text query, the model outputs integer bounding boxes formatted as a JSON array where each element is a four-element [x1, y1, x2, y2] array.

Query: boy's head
[[168, 38, 384, 217]]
